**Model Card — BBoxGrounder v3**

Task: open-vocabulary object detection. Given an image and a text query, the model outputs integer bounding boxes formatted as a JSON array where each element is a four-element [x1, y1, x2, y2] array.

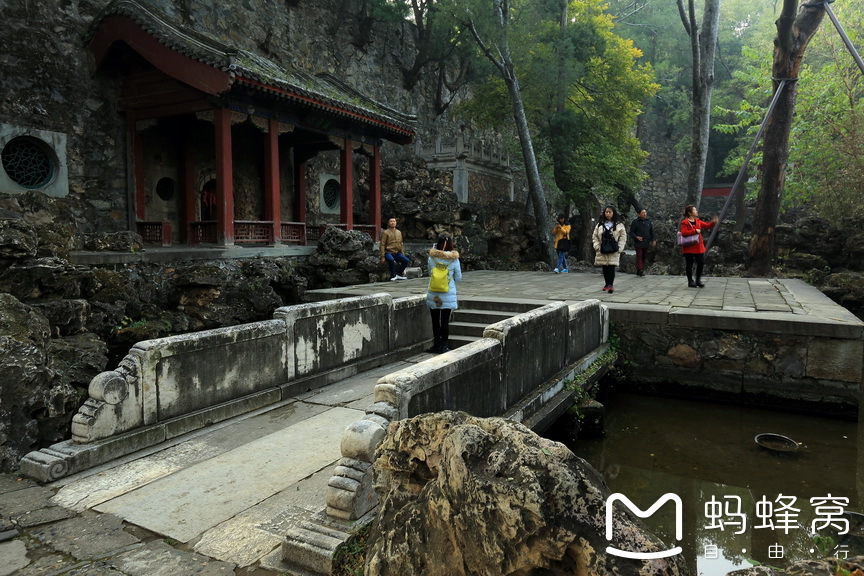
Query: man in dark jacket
[[629, 209, 656, 276]]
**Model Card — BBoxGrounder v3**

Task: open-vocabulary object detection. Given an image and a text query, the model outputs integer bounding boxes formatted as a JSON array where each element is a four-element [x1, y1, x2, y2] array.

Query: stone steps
[[444, 300, 540, 349]]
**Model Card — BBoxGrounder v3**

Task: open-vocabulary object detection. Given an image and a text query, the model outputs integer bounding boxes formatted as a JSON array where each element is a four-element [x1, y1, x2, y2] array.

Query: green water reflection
[[558, 391, 862, 575]]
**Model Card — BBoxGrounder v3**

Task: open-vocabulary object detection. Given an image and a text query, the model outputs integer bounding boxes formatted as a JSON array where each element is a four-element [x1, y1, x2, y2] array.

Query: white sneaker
[[390, 276, 399, 282], [395, 275, 407, 280], [553, 268, 560, 274]]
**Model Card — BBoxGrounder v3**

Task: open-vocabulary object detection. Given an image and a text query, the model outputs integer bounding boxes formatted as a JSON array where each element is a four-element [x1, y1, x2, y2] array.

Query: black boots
[[426, 338, 450, 354]]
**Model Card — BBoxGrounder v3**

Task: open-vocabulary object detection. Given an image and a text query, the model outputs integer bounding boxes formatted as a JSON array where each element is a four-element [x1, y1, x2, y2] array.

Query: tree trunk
[[679, 0, 721, 207], [503, 62, 554, 263], [575, 198, 598, 263], [734, 182, 746, 233], [465, 1, 554, 263], [748, 0, 825, 276]]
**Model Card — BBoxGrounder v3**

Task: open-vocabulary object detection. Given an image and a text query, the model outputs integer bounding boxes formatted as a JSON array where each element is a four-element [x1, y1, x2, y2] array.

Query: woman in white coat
[[592, 205, 627, 293]]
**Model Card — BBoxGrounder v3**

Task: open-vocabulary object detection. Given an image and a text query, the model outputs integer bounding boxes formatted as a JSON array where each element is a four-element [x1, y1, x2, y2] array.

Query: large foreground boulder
[[729, 556, 864, 575], [367, 411, 688, 576]]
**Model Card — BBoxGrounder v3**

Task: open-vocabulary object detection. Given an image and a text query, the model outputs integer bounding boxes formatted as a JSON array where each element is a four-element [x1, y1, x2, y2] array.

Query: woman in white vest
[[426, 233, 462, 354]]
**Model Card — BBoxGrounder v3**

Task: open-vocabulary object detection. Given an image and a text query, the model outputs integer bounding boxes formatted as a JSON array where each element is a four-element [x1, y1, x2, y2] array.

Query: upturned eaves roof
[[87, 0, 416, 142]]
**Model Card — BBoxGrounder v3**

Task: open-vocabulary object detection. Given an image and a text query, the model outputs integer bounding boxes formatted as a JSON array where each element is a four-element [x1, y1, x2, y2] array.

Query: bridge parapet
[[321, 299, 611, 525], [20, 293, 431, 482]]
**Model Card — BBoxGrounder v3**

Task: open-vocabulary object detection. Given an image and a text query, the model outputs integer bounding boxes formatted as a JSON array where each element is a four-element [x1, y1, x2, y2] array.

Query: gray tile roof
[[87, 0, 416, 141]]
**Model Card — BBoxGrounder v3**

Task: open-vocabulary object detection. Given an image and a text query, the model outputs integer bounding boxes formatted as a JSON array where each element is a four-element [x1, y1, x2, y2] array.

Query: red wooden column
[[183, 133, 197, 245], [294, 158, 307, 224], [129, 116, 145, 224], [340, 137, 354, 230], [369, 144, 381, 237], [214, 108, 234, 246], [265, 118, 281, 244]]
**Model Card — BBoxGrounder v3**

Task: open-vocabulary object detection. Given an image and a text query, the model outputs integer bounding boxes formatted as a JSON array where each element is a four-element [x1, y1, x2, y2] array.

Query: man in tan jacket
[[379, 217, 410, 280]]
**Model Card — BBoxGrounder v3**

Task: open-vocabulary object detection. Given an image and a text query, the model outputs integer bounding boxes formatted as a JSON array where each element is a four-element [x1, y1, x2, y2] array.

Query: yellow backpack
[[429, 262, 450, 292]]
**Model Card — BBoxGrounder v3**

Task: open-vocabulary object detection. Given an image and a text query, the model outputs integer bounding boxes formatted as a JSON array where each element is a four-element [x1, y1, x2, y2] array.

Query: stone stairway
[[447, 298, 541, 350]]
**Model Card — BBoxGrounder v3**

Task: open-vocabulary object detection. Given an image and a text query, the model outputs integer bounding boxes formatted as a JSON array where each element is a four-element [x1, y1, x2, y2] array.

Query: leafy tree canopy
[[715, 1, 864, 218], [452, 0, 657, 205]]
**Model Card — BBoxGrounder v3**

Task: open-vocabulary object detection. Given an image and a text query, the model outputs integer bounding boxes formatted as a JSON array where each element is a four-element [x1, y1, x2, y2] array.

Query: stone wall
[[633, 114, 689, 217], [0, 0, 128, 231], [610, 297, 862, 418]]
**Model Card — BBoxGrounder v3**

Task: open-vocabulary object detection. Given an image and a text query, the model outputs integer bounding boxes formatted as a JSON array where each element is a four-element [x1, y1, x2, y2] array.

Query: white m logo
[[605, 493, 683, 559]]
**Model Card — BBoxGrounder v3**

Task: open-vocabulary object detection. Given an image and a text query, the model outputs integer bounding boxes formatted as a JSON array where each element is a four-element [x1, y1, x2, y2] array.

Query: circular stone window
[[1, 136, 56, 189], [155, 177, 176, 201], [322, 178, 340, 210]]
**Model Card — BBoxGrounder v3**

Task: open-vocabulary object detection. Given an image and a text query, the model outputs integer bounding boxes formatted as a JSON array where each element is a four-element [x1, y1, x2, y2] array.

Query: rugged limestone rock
[[0, 216, 39, 261], [728, 556, 864, 576], [82, 231, 143, 253], [0, 192, 99, 259], [367, 411, 688, 576], [380, 159, 538, 268], [31, 299, 91, 336], [303, 227, 386, 285], [0, 294, 55, 470], [0, 257, 97, 301]]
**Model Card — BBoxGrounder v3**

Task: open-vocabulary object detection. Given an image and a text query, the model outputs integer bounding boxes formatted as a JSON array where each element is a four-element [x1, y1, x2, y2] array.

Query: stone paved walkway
[[310, 269, 858, 322]]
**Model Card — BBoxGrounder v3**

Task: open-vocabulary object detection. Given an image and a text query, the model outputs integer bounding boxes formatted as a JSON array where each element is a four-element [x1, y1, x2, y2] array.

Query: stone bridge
[[16, 270, 862, 575]]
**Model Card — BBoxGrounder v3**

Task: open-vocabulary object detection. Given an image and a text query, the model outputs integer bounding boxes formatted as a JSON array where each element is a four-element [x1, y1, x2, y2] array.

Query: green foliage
[[452, 0, 657, 206], [541, 0, 658, 199], [607, 0, 781, 187], [712, 1, 864, 217], [113, 316, 146, 333], [564, 331, 620, 422], [812, 533, 837, 558], [332, 522, 371, 576], [365, 0, 410, 23], [712, 45, 773, 196]]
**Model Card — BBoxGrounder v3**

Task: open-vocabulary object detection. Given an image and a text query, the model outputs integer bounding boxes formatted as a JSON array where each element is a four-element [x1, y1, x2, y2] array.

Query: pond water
[[553, 390, 863, 575]]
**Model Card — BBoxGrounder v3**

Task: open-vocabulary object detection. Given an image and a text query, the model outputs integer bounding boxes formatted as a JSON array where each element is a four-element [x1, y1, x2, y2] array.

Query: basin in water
[[754, 432, 799, 452]]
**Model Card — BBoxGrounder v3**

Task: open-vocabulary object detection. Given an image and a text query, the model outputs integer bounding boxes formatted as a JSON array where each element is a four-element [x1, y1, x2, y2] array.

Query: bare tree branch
[[676, 0, 692, 36]]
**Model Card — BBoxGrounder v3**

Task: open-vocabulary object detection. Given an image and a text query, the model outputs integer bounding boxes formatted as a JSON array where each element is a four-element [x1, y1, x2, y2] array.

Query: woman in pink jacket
[[680, 204, 718, 288]]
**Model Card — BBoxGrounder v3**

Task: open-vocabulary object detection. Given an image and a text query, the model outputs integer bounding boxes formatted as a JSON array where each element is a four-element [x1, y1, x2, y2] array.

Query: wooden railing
[[234, 221, 273, 244], [182, 221, 375, 246], [137, 221, 172, 246], [305, 224, 332, 243], [281, 222, 307, 244], [188, 221, 217, 245]]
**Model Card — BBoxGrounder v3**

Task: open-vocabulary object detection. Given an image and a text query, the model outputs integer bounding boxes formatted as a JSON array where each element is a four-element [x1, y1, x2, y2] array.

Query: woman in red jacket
[[680, 204, 718, 288]]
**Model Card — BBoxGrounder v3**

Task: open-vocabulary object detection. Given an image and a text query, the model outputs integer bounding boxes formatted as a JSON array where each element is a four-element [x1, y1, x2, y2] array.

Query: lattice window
[[1, 136, 55, 189]]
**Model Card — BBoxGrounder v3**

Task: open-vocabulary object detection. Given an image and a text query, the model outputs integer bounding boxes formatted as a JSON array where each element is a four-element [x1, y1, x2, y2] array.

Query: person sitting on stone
[[379, 217, 410, 281]]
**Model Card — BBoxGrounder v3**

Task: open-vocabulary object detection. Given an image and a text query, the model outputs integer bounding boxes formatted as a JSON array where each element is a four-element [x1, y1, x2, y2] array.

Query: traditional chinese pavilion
[[87, 0, 415, 247]]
